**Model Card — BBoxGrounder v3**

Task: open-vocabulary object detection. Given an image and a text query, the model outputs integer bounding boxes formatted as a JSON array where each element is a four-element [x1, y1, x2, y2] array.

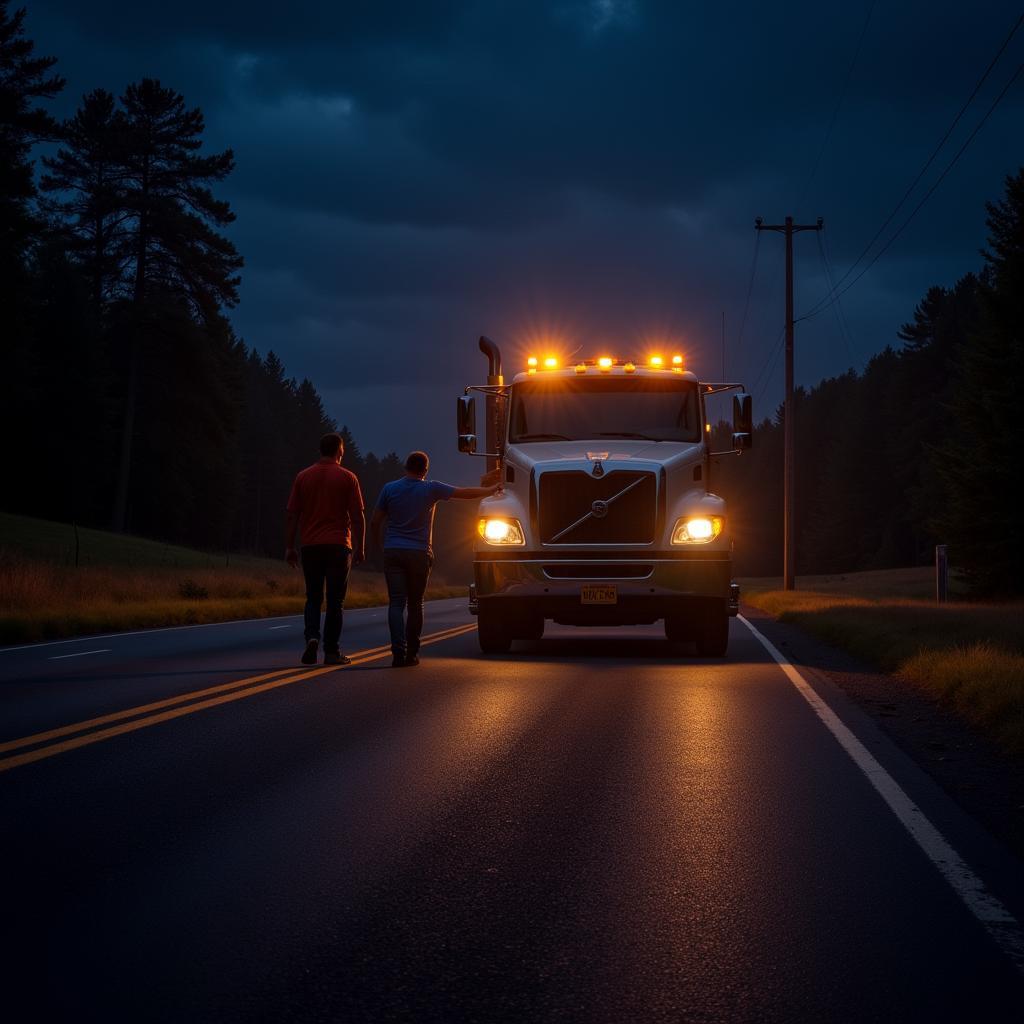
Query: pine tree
[[111, 78, 243, 531], [0, 3, 64, 515], [0, 1, 63, 267], [932, 170, 1024, 594], [118, 79, 241, 316], [40, 89, 128, 314]]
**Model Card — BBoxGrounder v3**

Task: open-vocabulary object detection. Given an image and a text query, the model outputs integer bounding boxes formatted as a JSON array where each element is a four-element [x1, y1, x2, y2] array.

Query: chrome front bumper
[[472, 555, 731, 626]]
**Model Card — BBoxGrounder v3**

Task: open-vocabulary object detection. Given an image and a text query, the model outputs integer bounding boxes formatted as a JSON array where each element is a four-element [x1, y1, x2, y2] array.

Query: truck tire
[[521, 616, 545, 641], [477, 604, 512, 654], [664, 613, 689, 643], [696, 610, 729, 657]]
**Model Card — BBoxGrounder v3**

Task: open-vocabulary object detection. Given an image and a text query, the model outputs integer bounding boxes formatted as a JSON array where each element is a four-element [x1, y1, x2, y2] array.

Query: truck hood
[[505, 439, 703, 468]]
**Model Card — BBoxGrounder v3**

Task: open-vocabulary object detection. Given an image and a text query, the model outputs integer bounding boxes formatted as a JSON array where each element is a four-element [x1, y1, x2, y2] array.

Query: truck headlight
[[671, 516, 724, 545], [478, 518, 526, 546]]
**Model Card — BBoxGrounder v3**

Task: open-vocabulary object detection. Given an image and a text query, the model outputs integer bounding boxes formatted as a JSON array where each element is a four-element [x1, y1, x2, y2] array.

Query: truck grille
[[539, 470, 656, 545]]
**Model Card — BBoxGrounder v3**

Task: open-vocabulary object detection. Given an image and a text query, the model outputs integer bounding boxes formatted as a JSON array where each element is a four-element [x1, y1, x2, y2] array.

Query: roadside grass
[[0, 514, 465, 644], [0, 511, 277, 571], [740, 568, 1024, 754]]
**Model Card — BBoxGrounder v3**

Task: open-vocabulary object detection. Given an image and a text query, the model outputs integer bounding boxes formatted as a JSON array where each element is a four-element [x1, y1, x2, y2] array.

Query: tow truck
[[457, 336, 753, 656]]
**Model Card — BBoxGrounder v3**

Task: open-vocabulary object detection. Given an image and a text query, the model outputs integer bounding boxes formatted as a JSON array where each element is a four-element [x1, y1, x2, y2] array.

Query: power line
[[751, 325, 785, 403], [798, 11, 1024, 321], [798, 54, 1024, 323], [816, 229, 857, 368], [793, 0, 877, 214], [734, 230, 761, 362], [762, 335, 786, 405]]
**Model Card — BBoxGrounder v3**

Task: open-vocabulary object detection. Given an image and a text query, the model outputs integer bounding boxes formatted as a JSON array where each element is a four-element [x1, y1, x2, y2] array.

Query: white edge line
[[1, 615, 300, 652], [0, 595, 470, 653], [48, 649, 112, 661], [738, 613, 1024, 974], [267, 625, 293, 630]]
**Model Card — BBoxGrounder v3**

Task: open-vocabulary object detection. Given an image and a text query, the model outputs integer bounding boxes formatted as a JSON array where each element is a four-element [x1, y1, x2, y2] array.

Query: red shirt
[[286, 458, 365, 548]]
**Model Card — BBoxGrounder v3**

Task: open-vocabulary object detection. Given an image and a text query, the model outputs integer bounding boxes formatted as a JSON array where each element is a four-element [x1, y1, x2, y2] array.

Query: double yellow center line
[[0, 622, 477, 773]]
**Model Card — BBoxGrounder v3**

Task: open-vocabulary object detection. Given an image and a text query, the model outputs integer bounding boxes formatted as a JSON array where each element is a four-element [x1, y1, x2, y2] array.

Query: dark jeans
[[301, 545, 352, 652], [383, 548, 433, 656]]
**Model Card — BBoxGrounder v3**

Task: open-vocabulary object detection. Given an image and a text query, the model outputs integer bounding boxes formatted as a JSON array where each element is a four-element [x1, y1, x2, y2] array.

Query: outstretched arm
[[451, 484, 501, 500]]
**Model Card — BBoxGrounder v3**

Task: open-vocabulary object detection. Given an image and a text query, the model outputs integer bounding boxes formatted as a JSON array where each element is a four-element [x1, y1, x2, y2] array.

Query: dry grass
[[741, 567, 1024, 754], [900, 643, 1024, 754], [741, 566, 964, 602], [0, 557, 464, 644]]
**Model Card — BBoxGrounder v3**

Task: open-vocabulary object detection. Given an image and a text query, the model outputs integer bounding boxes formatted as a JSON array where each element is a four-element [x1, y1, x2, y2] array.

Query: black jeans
[[383, 548, 433, 656], [301, 545, 352, 652]]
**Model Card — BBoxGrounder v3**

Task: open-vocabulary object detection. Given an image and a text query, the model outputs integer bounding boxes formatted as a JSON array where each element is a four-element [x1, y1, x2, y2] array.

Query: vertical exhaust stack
[[479, 335, 503, 384], [479, 336, 503, 473]]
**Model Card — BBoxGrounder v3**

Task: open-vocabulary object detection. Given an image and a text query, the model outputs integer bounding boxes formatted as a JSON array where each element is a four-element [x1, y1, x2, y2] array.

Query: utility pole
[[755, 215, 823, 591]]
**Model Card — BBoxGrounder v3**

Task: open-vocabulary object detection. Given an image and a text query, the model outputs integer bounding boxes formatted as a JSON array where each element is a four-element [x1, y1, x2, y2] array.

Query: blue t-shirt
[[376, 477, 456, 551]]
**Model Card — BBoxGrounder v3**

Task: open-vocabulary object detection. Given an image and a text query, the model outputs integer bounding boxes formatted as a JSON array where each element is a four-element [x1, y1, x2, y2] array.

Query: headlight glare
[[478, 517, 526, 546], [671, 515, 724, 545]]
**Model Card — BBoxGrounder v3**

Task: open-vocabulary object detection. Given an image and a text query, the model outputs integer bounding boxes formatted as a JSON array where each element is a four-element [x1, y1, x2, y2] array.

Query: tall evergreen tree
[[931, 169, 1024, 594], [0, 2, 64, 513], [0, 1, 62, 267], [40, 89, 128, 314], [111, 79, 243, 531]]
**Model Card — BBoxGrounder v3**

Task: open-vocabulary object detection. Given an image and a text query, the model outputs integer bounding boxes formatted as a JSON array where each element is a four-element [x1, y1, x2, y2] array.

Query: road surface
[[1, 598, 1021, 1022]]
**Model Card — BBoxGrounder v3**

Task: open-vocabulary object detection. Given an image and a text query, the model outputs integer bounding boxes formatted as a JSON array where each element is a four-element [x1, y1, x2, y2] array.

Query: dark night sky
[[28, 1, 1024, 479]]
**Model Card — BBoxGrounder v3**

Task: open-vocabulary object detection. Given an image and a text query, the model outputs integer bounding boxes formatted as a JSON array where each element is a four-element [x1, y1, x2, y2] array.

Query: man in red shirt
[[285, 433, 366, 665]]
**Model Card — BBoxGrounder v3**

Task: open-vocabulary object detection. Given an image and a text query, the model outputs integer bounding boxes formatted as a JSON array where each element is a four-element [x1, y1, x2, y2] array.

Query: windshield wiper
[[596, 432, 664, 441], [513, 433, 573, 441]]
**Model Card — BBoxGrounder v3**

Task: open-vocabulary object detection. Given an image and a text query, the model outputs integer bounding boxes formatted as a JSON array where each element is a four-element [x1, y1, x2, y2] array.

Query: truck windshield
[[508, 377, 702, 444]]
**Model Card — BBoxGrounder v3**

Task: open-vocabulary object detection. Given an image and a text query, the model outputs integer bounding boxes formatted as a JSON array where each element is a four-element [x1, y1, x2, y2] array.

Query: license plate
[[581, 584, 617, 605]]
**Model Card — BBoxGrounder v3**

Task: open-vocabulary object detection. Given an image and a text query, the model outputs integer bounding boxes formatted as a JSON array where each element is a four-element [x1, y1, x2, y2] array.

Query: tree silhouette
[[110, 79, 243, 531], [0, 1, 64, 510], [40, 89, 128, 314], [931, 170, 1024, 593], [0, 1, 63, 267]]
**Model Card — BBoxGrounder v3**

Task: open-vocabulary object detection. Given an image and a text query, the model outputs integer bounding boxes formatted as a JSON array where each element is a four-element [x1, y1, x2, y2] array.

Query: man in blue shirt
[[370, 451, 499, 666]]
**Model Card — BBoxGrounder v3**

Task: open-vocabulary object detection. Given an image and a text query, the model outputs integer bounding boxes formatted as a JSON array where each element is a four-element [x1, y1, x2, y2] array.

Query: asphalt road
[[1, 598, 1022, 1022]]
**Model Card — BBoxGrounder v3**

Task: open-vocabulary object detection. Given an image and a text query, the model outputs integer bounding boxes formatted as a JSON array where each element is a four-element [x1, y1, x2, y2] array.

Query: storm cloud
[[29, 0, 1024, 475]]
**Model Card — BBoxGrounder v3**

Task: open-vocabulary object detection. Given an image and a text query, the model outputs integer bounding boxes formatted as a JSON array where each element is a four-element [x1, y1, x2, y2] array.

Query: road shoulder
[[740, 603, 1024, 866]]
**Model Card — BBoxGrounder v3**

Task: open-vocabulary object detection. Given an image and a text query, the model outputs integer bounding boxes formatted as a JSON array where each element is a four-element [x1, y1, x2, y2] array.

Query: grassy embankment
[[740, 567, 1024, 754], [0, 513, 465, 645]]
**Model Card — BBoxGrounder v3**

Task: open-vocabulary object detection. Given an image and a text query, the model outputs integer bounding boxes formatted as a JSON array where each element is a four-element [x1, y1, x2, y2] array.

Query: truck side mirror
[[732, 432, 752, 450], [733, 393, 752, 434], [457, 396, 477, 453]]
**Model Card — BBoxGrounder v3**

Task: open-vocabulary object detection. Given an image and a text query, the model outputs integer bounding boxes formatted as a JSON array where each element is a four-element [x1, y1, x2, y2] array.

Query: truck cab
[[457, 337, 752, 656]]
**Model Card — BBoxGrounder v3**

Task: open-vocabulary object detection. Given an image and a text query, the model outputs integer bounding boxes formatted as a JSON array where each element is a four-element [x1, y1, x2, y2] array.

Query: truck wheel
[[696, 612, 729, 657], [664, 614, 689, 643], [477, 604, 512, 654], [521, 616, 545, 641]]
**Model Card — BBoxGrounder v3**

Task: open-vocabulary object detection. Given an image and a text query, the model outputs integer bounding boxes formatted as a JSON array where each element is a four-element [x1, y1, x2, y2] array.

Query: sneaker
[[324, 651, 351, 666], [301, 640, 319, 665], [403, 654, 420, 667]]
